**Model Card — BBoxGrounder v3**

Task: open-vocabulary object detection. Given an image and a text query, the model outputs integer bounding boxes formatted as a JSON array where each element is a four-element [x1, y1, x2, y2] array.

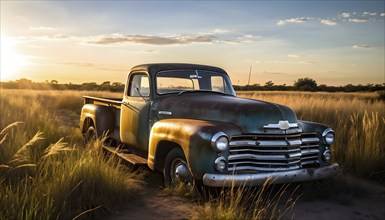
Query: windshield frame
[[155, 69, 236, 96]]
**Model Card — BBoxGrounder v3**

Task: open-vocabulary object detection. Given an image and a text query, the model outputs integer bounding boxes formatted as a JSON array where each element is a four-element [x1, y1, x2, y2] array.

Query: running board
[[102, 145, 147, 165]]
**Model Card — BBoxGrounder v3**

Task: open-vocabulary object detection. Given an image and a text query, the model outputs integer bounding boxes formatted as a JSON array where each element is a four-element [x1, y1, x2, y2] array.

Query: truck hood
[[157, 93, 298, 134]]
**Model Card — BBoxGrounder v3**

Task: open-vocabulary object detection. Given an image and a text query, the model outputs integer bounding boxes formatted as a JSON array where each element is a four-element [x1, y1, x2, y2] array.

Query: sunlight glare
[[1, 36, 27, 81]]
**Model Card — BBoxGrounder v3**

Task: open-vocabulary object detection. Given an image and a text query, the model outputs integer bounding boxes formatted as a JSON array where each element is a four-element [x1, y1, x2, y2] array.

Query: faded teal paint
[[157, 94, 298, 134], [148, 119, 241, 179]]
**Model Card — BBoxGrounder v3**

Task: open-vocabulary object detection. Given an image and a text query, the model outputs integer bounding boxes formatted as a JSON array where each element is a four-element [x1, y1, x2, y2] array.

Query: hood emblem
[[263, 121, 298, 130]]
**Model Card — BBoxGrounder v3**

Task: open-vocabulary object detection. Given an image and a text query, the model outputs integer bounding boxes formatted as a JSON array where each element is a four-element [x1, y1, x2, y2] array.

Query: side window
[[129, 74, 150, 97], [211, 76, 225, 92]]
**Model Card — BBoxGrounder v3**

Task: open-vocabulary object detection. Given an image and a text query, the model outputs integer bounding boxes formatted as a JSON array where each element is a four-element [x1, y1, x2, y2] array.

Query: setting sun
[[0, 36, 27, 81]]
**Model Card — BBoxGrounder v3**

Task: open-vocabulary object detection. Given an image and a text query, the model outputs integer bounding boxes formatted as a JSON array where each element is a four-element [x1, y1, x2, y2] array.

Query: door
[[120, 73, 151, 151]]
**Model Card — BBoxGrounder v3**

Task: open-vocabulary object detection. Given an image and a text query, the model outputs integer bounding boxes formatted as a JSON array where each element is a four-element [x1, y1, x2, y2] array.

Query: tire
[[163, 148, 192, 186], [84, 125, 97, 143]]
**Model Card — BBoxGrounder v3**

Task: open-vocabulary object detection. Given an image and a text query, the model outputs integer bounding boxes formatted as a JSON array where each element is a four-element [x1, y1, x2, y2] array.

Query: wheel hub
[[171, 160, 191, 184]]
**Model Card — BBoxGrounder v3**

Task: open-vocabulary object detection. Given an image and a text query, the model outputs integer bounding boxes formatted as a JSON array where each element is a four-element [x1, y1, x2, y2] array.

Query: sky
[[0, 0, 384, 86]]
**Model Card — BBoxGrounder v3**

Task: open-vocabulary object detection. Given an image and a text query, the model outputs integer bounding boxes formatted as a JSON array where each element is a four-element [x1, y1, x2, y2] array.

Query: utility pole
[[247, 66, 252, 86]]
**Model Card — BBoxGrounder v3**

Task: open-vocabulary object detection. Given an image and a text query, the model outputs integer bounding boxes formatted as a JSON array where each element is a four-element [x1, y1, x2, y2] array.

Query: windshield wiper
[[177, 90, 229, 96]]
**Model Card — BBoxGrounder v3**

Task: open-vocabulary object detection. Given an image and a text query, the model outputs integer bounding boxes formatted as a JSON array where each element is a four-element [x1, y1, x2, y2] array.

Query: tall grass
[[192, 180, 298, 220], [238, 91, 385, 182], [0, 89, 139, 220]]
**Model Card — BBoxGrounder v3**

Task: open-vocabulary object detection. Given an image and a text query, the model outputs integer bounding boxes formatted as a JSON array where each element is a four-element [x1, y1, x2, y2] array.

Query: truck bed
[[83, 95, 122, 108]]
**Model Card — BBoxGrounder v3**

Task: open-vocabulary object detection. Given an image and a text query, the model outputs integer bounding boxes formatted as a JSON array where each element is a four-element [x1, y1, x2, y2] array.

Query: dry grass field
[[0, 90, 139, 219], [1, 89, 384, 219]]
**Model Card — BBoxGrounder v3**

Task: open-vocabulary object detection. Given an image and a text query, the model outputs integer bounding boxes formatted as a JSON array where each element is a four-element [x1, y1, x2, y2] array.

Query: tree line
[[1, 77, 384, 93], [0, 78, 125, 92], [235, 77, 385, 92]]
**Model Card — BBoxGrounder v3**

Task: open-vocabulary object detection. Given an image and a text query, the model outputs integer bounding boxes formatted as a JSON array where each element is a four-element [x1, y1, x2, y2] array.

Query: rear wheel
[[163, 148, 192, 186], [84, 125, 97, 143]]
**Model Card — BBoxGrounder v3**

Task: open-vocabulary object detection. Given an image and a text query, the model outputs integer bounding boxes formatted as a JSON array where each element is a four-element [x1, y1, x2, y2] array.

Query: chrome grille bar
[[228, 131, 321, 173]]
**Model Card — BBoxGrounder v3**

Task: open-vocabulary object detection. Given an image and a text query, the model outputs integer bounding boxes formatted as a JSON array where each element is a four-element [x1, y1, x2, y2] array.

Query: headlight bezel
[[211, 132, 229, 152], [214, 156, 227, 172], [322, 149, 331, 162], [322, 128, 335, 145]]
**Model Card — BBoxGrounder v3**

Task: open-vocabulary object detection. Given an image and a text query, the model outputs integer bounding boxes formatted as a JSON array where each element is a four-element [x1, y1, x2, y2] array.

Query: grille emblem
[[278, 120, 290, 130]]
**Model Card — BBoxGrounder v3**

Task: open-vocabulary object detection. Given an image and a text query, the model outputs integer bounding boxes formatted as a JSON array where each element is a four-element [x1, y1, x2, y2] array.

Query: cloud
[[297, 61, 316, 64], [349, 18, 370, 23], [142, 50, 159, 53], [262, 71, 287, 75], [352, 44, 372, 48], [340, 13, 351, 18], [60, 62, 127, 72], [217, 34, 260, 44], [288, 54, 306, 58], [321, 19, 337, 26], [60, 62, 96, 67], [277, 17, 312, 25], [16, 34, 71, 42], [363, 12, 377, 16], [29, 26, 57, 31], [213, 29, 231, 34], [87, 34, 216, 45]]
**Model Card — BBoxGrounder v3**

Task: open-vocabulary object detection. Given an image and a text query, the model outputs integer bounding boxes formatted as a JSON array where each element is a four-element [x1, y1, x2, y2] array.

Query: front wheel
[[163, 148, 192, 186]]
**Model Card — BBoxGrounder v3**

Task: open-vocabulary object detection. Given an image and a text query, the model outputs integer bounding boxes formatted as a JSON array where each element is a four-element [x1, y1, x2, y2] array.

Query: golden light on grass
[[0, 36, 28, 81]]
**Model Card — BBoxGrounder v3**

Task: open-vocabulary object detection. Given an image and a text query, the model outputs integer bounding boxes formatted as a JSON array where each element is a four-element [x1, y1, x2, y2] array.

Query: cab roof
[[130, 63, 228, 77]]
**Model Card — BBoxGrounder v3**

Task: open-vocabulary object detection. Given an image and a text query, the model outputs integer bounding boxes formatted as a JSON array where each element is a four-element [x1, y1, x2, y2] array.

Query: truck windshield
[[156, 70, 236, 96]]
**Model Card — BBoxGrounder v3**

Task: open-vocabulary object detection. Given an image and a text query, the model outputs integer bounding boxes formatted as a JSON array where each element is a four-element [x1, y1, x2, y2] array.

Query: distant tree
[[264, 81, 274, 87], [81, 82, 98, 90], [101, 81, 111, 86], [51, 80, 58, 84], [112, 82, 124, 87], [294, 77, 317, 91], [318, 84, 327, 91], [344, 84, 355, 92], [16, 78, 33, 84]]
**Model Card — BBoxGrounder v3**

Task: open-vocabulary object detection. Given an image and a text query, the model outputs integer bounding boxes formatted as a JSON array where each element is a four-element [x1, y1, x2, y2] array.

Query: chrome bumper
[[202, 163, 340, 187]]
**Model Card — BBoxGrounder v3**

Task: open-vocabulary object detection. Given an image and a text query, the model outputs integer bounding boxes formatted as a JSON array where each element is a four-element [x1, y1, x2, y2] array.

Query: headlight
[[214, 156, 227, 172], [323, 149, 331, 162], [322, 128, 335, 145], [211, 132, 229, 152]]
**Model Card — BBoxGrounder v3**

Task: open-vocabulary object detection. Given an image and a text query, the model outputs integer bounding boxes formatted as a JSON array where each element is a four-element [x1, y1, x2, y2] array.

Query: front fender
[[298, 120, 329, 134], [148, 119, 241, 179]]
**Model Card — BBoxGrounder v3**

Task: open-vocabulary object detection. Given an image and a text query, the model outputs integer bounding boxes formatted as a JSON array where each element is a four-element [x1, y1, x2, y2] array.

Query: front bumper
[[202, 163, 340, 187]]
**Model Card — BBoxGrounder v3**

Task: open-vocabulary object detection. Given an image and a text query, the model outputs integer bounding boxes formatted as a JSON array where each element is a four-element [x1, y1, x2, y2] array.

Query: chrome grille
[[300, 133, 321, 166], [228, 132, 320, 173]]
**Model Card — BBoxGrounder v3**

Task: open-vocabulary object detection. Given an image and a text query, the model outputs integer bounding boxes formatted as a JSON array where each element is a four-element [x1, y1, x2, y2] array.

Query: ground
[[104, 171, 384, 220]]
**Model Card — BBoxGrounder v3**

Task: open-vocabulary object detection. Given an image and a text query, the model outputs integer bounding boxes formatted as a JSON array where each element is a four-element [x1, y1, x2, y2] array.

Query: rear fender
[[80, 104, 115, 137]]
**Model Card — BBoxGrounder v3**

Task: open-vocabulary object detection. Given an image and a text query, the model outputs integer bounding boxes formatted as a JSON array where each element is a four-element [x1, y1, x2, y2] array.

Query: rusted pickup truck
[[80, 63, 339, 187]]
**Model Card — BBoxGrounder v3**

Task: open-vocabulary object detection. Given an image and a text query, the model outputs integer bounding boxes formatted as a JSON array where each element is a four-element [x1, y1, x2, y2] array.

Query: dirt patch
[[104, 172, 196, 220], [105, 173, 384, 220], [283, 176, 385, 220]]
